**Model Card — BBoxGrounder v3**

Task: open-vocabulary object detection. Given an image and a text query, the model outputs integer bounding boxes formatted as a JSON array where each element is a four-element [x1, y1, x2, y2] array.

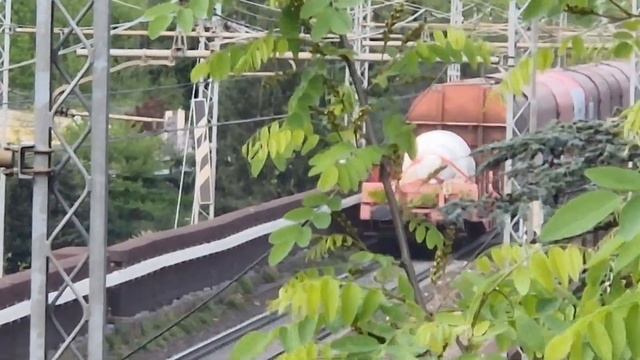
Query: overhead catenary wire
[[119, 251, 269, 360]]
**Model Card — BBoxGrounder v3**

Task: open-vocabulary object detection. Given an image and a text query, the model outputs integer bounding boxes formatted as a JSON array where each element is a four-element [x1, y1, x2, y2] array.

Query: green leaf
[[329, 8, 352, 34], [269, 240, 295, 266], [209, 52, 231, 81], [512, 266, 531, 296], [176, 8, 194, 33], [144, 2, 180, 19], [331, 335, 380, 354], [300, 0, 330, 19], [327, 196, 342, 211], [321, 277, 340, 323], [588, 320, 613, 360], [231, 330, 276, 360], [613, 234, 640, 272], [531, 252, 555, 292], [358, 289, 383, 321], [614, 30, 635, 41], [587, 235, 624, 267], [623, 19, 640, 31], [303, 193, 328, 207], [540, 190, 622, 242], [613, 41, 634, 59], [189, 0, 209, 18], [350, 251, 374, 264], [270, 224, 303, 245], [311, 10, 332, 41], [522, 0, 552, 20], [426, 227, 444, 249], [311, 211, 331, 229], [279, 325, 300, 352], [148, 14, 173, 40], [415, 225, 426, 243], [190, 60, 209, 82], [626, 304, 640, 358], [566, 246, 583, 282], [619, 195, 640, 240], [585, 166, 640, 191], [447, 28, 466, 50], [544, 332, 573, 360], [548, 247, 570, 288], [318, 166, 339, 191], [397, 274, 415, 302], [284, 207, 315, 222], [301, 134, 320, 155], [515, 313, 545, 353], [297, 226, 313, 247], [298, 316, 318, 344], [280, 4, 301, 39], [605, 312, 626, 360], [340, 282, 363, 325]]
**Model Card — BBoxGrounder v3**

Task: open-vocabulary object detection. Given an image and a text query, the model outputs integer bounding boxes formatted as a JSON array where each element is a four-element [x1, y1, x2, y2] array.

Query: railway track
[[170, 230, 500, 360]]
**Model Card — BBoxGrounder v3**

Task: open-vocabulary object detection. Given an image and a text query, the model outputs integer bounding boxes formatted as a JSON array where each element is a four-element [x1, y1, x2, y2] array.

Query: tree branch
[[338, 34, 428, 310]]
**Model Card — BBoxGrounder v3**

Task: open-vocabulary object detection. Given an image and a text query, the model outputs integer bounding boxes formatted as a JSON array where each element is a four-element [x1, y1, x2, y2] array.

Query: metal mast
[[31, 0, 110, 358], [503, 0, 538, 244], [0, 0, 12, 278], [191, 6, 221, 224], [447, 0, 463, 82]]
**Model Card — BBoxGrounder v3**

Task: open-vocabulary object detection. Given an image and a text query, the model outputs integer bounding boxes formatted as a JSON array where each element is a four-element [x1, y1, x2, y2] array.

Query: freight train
[[359, 61, 633, 247]]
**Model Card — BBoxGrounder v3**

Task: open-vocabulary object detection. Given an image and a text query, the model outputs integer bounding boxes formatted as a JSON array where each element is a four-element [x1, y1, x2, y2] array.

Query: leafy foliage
[[132, 0, 640, 358]]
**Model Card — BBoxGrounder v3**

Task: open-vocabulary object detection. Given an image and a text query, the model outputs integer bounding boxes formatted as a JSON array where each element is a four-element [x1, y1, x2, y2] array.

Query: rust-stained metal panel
[[598, 63, 630, 109], [571, 67, 612, 119], [604, 61, 637, 106], [545, 71, 587, 121], [562, 70, 599, 120], [594, 64, 625, 109], [407, 83, 507, 149], [584, 64, 623, 111], [441, 84, 486, 124], [406, 86, 443, 123], [537, 73, 575, 122]]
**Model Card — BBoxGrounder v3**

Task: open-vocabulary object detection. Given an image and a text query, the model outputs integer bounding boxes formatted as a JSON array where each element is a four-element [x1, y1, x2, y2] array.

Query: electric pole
[[0, 0, 12, 278]]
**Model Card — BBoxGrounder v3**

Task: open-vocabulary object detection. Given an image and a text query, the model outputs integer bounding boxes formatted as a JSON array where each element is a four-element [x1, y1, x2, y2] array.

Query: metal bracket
[[2, 144, 53, 179]]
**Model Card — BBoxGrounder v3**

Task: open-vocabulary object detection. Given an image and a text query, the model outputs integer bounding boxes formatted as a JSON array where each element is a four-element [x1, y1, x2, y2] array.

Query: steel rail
[[171, 229, 500, 360]]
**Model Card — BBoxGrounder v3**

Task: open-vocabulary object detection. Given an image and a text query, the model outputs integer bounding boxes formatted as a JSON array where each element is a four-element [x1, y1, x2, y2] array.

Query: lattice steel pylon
[[0, 0, 12, 278], [502, 0, 538, 244], [447, 0, 463, 82], [345, 0, 371, 139], [31, 0, 110, 358], [190, 7, 221, 224]]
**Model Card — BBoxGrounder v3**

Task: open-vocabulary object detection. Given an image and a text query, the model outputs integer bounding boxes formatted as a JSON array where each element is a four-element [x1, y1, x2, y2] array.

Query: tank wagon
[[360, 61, 633, 238]]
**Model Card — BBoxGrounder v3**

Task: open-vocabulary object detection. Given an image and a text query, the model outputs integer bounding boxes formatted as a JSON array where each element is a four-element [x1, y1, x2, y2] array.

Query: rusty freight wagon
[[360, 61, 633, 240]]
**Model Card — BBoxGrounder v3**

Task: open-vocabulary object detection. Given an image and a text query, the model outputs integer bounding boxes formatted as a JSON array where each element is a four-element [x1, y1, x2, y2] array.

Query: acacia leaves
[[270, 195, 347, 266], [143, 0, 209, 39], [543, 291, 640, 360], [230, 330, 277, 360], [191, 35, 290, 82], [373, 31, 493, 88], [540, 189, 622, 242], [541, 166, 640, 242], [309, 142, 384, 193], [297, 0, 354, 41]]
